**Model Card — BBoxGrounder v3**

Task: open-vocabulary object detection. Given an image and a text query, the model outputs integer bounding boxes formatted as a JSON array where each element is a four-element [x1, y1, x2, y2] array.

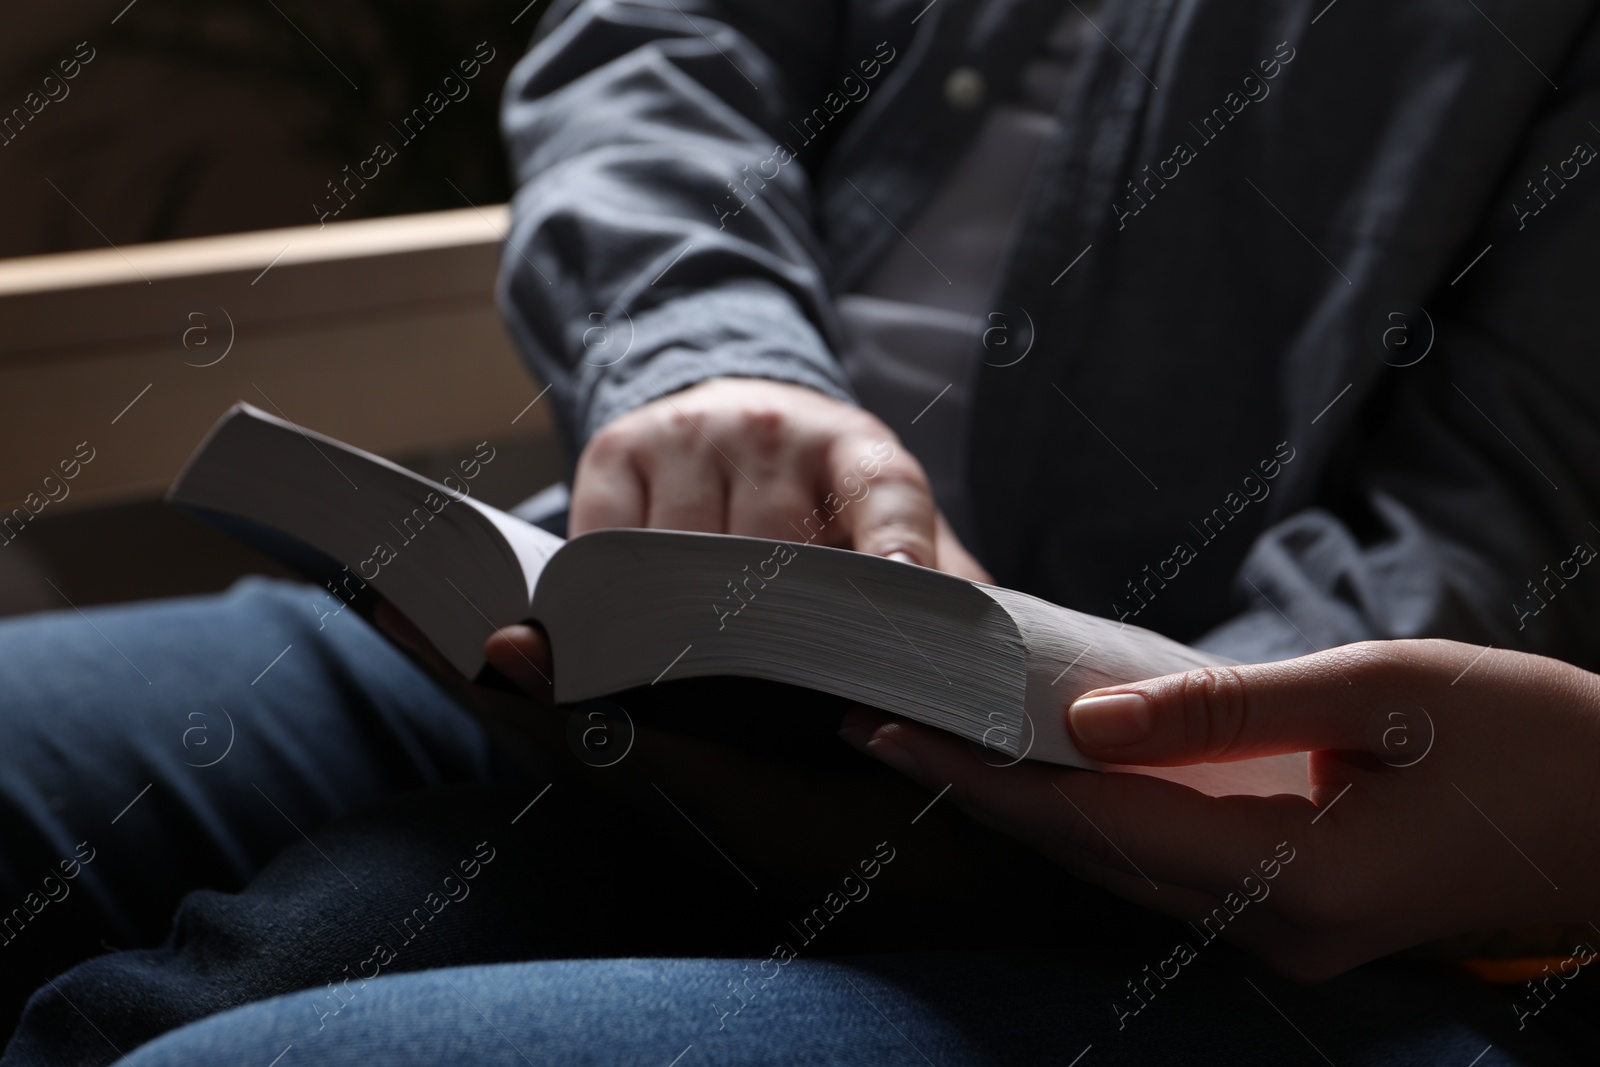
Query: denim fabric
[[1, 583, 1597, 1065], [104, 952, 1593, 1067], [50, 953, 1600, 1067], [1, 785, 772, 1066], [9, 776, 1597, 1067], [0, 578, 522, 1036]]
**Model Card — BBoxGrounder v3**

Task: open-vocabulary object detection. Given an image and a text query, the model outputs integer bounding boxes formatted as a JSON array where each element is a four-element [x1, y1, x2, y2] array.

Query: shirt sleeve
[[497, 0, 858, 461]]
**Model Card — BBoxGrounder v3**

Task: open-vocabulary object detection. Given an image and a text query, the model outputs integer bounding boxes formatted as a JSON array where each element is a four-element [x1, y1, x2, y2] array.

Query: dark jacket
[[498, 0, 1600, 666]]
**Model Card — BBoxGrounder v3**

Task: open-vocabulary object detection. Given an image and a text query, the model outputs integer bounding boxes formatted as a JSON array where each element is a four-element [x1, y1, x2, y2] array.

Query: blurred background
[[0, 0, 561, 618]]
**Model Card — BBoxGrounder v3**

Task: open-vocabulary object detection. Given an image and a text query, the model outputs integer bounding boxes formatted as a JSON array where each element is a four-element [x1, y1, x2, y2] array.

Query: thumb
[[1066, 645, 1407, 765], [832, 436, 938, 566], [485, 623, 554, 704]]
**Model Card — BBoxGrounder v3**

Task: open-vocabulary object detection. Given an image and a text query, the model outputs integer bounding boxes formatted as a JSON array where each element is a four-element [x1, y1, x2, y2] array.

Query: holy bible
[[169, 404, 1308, 796]]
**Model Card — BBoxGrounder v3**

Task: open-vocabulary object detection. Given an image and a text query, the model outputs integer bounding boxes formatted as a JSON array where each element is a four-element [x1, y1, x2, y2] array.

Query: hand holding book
[[168, 403, 1306, 787], [841, 641, 1600, 980]]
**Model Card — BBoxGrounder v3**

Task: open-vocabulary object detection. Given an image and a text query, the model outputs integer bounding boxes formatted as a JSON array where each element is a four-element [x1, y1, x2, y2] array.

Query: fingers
[[484, 623, 554, 703], [1067, 646, 1406, 765], [726, 484, 826, 543], [719, 408, 818, 541], [570, 428, 647, 535], [842, 709, 1306, 895], [640, 450, 728, 533], [567, 379, 995, 581], [832, 437, 938, 565]]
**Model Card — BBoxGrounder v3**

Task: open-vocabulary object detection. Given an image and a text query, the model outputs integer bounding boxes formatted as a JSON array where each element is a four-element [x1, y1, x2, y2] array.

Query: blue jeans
[[0, 579, 1591, 1064]]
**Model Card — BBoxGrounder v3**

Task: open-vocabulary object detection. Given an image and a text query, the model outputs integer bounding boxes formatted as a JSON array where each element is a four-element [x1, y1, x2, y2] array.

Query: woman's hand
[[840, 640, 1600, 980], [568, 376, 990, 581]]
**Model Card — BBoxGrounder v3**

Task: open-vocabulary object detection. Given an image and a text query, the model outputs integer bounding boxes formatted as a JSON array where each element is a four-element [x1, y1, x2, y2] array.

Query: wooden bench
[[0, 205, 556, 513], [0, 207, 560, 615]]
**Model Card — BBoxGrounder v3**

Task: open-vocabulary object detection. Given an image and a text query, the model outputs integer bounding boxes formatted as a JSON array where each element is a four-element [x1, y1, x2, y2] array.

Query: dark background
[[0, 0, 552, 258], [0, 0, 561, 618]]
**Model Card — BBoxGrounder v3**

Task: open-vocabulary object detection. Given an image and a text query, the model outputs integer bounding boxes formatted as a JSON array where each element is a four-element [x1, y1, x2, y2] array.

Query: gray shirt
[[501, 0, 1600, 668], [838, 9, 1099, 546]]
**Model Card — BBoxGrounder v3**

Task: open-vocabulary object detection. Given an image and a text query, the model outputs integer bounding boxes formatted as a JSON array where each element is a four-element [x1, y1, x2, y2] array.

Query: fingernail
[[886, 551, 916, 565], [1069, 693, 1152, 749], [865, 737, 922, 779]]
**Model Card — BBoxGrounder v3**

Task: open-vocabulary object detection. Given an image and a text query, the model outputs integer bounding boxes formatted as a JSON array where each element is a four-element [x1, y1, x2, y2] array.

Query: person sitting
[[2, 0, 1598, 1063]]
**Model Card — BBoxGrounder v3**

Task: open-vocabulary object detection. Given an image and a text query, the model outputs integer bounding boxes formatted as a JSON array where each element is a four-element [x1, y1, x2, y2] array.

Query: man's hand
[[400, 376, 1000, 887], [569, 377, 990, 581], [841, 640, 1600, 981], [482, 377, 988, 701]]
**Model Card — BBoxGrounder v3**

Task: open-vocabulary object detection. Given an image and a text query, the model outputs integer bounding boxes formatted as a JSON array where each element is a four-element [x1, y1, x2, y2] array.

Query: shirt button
[[943, 66, 985, 111]]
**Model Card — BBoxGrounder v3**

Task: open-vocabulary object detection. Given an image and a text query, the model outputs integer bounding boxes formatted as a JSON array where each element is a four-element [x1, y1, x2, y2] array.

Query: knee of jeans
[[223, 575, 348, 621], [219, 575, 388, 654]]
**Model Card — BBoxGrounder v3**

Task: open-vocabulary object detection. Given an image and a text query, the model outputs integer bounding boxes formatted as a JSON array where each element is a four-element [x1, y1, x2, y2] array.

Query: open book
[[169, 404, 1308, 796]]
